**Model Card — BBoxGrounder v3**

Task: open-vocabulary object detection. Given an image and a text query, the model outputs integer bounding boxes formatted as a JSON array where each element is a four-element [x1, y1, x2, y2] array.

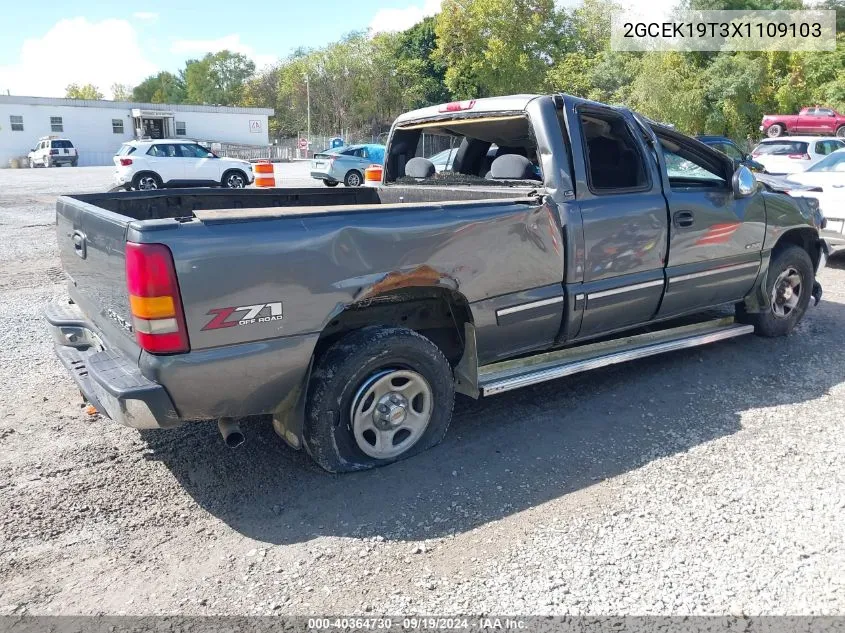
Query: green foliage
[[65, 83, 103, 100], [435, 0, 566, 98], [112, 0, 845, 143], [184, 50, 256, 105], [131, 72, 186, 104], [110, 83, 134, 102]]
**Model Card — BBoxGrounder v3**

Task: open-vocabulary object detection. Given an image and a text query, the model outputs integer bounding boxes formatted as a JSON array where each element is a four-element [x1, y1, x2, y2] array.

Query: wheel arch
[[743, 226, 820, 314], [272, 286, 475, 451], [222, 167, 248, 183]]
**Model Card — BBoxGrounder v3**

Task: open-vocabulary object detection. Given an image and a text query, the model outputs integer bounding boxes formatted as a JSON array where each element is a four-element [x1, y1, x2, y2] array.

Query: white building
[[0, 96, 274, 167]]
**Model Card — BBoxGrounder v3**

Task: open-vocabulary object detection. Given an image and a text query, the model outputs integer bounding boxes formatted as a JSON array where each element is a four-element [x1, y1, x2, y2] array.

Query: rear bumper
[[45, 301, 180, 429], [310, 171, 335, 181]]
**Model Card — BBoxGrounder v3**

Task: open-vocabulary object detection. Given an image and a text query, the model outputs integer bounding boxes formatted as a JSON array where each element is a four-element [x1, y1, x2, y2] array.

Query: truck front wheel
[[304, 326, 455, 473], [767, 123, 785, 138], [742, 245, 813, 337]]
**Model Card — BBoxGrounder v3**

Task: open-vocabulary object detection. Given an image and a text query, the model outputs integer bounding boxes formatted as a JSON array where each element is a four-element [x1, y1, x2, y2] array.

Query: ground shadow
[[140, 296, 845, 545]]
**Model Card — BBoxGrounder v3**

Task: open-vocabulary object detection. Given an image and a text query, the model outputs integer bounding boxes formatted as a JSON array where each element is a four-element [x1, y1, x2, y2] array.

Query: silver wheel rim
[[767, 126, 782, 138], [138, 176, 158, 190], [347, 173, 361, 187], [226, 173, 245, 188], [771, 266, 802, 319], [350, 369, 433, 460], [838, 128, 845, 138]]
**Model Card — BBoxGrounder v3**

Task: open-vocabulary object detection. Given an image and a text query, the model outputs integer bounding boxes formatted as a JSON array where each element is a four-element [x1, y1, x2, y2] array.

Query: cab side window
[[579, 110, 649, 193]]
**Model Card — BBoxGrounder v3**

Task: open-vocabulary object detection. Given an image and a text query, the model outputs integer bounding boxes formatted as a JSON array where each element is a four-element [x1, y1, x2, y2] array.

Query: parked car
[[310, 144, 385, 187], [113, 139, 254, 191], [28, 137, 78, 167], [696, 135, 767, 173], [429, 148, 459, 172], [47, 93, 826, 473], [760, 107, 845, 138], [750, 137, 845, 174]]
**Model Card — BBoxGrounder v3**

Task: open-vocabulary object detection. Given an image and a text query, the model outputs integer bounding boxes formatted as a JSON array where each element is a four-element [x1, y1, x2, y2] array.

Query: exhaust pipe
[[218, 417, 245, 448]]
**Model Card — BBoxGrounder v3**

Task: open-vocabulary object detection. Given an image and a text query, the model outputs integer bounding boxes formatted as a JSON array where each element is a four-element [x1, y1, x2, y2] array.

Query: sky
[[0, 0, 444, 99], [0, 0, 677, 100]]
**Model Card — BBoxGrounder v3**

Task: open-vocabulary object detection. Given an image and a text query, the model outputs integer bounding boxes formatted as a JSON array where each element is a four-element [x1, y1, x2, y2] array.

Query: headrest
[[405, 157, 435, 179], [490, 154, 535, 179]]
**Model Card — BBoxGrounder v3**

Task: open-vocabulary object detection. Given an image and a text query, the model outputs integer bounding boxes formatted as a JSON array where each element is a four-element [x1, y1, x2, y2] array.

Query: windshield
[[50, 140, 73, 148], [753, 141, 809, 156], [807, 150, 845, 172]]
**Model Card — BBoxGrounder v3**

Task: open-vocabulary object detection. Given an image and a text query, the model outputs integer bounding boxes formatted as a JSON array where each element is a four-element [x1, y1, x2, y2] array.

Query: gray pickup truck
[[47, 94, 827, 472]]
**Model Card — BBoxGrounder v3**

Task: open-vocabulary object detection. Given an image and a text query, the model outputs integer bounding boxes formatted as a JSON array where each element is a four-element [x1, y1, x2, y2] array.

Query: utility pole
[[305, 74, 311, 158]]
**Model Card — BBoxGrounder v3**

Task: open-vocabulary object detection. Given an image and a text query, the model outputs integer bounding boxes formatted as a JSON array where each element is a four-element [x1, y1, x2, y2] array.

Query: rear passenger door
[[565, 105, 669, 339], [651, 131, 765, 317]]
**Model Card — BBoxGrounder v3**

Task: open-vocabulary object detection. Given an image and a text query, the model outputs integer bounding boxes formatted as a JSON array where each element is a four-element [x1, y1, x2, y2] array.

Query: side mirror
[[732, 165, 757, 197], [30, 149, 35, 153]]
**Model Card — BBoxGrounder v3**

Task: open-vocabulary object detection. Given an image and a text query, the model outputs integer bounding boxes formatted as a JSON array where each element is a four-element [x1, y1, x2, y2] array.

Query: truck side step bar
[[477, 317, 754, 396]]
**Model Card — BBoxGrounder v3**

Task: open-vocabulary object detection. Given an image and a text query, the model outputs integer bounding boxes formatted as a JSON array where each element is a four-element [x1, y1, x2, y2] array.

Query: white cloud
[[369, 0, 443, 34], [170, 34, 277, 70], [132, 11, 159, 21], [0, 18, 156, 99]]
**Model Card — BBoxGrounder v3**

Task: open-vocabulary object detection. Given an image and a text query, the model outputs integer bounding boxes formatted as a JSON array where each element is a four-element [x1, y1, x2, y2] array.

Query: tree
[[184, 50, 256, 105], [111, 83, 134, 101], [65, 83, 103, 100], [435, 0, 566, 98], [132, 72, 186, 104]]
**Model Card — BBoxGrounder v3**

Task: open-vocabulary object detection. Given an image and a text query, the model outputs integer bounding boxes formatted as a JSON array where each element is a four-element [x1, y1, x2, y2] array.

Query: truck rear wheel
[[742, 245, 813, 337], [304, 326, 455, 473]]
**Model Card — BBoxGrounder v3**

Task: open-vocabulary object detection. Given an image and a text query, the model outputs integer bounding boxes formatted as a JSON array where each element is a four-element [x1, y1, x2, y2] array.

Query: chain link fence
[[214, 130, 392, 163]]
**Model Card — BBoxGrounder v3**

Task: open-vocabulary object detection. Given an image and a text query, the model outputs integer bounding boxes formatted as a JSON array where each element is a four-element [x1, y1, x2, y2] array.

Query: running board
[[478, 317, 754, 396]]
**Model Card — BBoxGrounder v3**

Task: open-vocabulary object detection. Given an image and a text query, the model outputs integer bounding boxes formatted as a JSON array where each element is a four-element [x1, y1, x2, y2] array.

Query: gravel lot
[[0, 163, 843, 616]]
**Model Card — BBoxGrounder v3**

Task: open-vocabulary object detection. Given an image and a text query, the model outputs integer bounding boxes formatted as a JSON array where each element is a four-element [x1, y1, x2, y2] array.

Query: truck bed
[[68, 185, 536, 223]]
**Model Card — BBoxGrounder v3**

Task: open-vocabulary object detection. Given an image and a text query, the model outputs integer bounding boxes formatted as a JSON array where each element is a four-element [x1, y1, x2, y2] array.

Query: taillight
[[50, 149, 59, 155], [119, 158, 133, 166], [125, 242, 190, 354], [439, 100, 476, 112], [787, 153, 811, 160]]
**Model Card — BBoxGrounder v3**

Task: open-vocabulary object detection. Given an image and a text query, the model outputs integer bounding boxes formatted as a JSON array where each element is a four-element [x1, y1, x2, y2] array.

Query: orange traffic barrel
[[254, 161, 275, 187], [364, 164, 383, 187]]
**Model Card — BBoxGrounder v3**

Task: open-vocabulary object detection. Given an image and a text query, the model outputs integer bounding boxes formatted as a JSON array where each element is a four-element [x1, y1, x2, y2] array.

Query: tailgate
[[56, 196, 139, 359]]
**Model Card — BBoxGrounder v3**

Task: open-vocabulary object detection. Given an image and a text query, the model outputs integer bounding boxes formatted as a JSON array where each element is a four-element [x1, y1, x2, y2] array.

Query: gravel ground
[[0, 164, 843, 616]]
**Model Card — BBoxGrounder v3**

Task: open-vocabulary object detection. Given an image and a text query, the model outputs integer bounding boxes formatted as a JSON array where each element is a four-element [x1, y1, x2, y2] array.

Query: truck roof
[[393, 94, 543, 126]]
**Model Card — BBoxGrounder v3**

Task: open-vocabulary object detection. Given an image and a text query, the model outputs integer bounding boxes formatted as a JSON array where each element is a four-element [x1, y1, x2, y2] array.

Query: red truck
[[760, 107, 845, 139]]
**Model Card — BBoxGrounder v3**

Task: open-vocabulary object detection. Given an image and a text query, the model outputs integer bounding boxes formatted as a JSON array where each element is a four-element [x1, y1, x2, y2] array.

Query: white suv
[[28, 137, 78, 167], [114, 139, 254, 190]]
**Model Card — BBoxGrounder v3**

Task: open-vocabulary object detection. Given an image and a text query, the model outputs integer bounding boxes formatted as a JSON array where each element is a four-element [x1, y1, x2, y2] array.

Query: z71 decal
[[202, 302, 283, 331]]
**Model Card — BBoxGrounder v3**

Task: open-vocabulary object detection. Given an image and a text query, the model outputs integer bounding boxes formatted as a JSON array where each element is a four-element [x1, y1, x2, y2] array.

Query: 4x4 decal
[[202, 302, 283, 331]]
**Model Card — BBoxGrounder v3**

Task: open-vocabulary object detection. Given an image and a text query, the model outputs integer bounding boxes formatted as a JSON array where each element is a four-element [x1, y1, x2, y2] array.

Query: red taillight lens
[[439, 99, 476, 112], [119, 158, 133, 166], [787, 153, 811, 160], [125, 242, 190, 354]]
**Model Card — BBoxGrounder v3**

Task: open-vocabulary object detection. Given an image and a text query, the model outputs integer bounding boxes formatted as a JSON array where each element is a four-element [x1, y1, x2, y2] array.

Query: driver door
[[652, 131, 766, 317]]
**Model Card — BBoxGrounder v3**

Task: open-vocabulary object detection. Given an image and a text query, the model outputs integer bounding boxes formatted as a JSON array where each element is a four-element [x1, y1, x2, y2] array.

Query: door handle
[[673, 211, 695, 228], [72, 230, 87, 259]]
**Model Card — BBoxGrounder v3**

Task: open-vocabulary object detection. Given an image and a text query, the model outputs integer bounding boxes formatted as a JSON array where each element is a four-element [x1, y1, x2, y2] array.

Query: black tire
[[323, 179, 339, 187], [766, 123, 785, 138], [131, 172, 162, 191], [836, 126, 845, 139], [304, 326, 455, 473], [71, 160, 78, 167], [344, 170, 363, 187], [222, 169, 248, 188], [741, 245, 814, 337]]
